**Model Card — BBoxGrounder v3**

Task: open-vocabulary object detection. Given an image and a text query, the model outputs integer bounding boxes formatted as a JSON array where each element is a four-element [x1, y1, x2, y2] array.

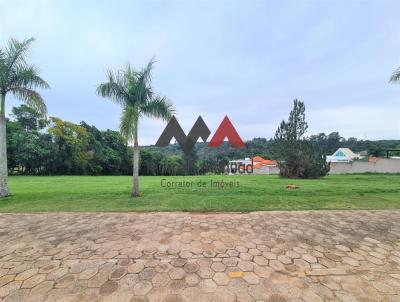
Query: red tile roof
[[252, 156, 277, 167]]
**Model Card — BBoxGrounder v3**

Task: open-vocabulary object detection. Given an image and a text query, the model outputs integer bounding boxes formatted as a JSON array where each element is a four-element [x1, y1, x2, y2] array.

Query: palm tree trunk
[[0, 93, 9, 197], [132, 121, 140, 197]]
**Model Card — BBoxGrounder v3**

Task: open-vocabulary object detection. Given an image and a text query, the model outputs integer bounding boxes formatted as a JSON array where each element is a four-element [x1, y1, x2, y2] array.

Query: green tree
[[0, 37, 49, 197], [167, 155, 184, 175], [11, 104, 48, 131], [97, 59, 174, 197], [6, 118, 23, 174], [197, 156, 217, 174], [79, 122, 132, 175], [274, 99, 329, 178], [139, 149, 157, 176], [309, 132, 343, 155], [80, 122, 104, 175], [102, 129, 131, 175], [7, 105, 51, 175], [183, 148, 198, 176], [48, 117, 89, 175]]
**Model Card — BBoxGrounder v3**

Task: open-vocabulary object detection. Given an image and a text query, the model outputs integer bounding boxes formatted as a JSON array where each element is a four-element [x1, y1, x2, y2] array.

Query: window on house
[[335, 150, 345, 157]]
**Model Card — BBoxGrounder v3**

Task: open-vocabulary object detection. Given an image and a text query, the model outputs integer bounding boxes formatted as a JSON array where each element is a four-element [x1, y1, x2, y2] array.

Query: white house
[[227, 156, 278, 174], [326, 148, 359, 163]]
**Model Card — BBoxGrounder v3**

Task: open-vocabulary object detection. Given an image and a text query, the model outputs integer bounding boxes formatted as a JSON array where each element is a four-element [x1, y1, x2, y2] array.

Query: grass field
[[0, 174, 399, 212]]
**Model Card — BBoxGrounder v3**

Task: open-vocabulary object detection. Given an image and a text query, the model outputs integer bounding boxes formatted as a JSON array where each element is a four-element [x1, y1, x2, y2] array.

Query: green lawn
[[0, 174, 399, 212]]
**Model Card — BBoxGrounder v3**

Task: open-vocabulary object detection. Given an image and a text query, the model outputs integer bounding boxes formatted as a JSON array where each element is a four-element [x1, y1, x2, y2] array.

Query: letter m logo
[[156, 115, 244, 154], [155, 116, 211, 154], [208, 116, 245, 148]]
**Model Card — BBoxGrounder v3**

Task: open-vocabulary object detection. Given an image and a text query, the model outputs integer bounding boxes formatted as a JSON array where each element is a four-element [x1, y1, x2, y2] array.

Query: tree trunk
[[132, 121, 140, 197], [0, 93, 9, 198]]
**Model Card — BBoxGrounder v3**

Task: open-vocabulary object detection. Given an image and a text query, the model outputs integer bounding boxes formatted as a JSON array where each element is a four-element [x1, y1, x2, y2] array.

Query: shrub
[[274, 99, 329, 179]]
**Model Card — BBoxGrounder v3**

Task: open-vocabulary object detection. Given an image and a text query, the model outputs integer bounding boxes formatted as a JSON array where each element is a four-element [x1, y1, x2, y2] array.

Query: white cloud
[[308, 105, 400, 140]]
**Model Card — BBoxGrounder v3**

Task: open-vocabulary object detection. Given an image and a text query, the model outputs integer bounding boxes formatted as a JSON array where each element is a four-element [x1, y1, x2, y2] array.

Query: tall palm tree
[[97, 59, 174, 197], [390, 66, 400, 84], [0, 37, 49, 197]]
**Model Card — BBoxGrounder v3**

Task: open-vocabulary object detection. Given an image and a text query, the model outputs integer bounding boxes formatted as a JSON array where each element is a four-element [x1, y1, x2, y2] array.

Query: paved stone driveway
[[0, 211, 400, 301]]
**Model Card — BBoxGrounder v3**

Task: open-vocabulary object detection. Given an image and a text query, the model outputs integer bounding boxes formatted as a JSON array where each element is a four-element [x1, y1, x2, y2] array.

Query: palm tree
[[390, 66, 400, 83], [97, 59, 174, 197], [0, 38, 49, 197]]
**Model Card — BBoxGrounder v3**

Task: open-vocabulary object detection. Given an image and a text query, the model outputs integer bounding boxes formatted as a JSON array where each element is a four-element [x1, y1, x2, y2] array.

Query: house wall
[[253, 166, 280, 175], [229, 158, 400, 175], [329, 159, 400, 174]]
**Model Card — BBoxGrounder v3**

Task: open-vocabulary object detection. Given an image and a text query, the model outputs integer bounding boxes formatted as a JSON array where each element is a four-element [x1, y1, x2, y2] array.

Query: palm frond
[[96, 70, 129, 105], [98, 58, 173, 142], [0, 50, 6, 91], [124, 64, 138, 83], [119, 105, 138, 139], [124, 64, 141, 106], [141, 96, 175, 121], [5, 37, 35, 73], [389, 66, 400, 83], [9, 87, 47, 115], [134, 58, 155, 106], [141, 57, 155, 84], [9, 64, 50, 91], [0, 49, 5, 70]]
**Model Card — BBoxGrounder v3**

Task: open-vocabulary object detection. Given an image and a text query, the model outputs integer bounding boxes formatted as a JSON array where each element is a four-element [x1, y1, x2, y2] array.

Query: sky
[[1, 0, 400, 145]]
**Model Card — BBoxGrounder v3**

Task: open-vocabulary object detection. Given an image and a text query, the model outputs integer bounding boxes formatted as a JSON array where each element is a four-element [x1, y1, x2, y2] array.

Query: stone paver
[[0, 211, 400, 301]]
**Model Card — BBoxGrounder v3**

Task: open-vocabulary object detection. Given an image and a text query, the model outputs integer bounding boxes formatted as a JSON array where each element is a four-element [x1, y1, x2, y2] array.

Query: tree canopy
[[6, 105, 400, 177]]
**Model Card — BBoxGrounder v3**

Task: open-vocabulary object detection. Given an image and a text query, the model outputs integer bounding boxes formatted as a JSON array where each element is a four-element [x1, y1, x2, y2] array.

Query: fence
[[329, 158, 400, 174]]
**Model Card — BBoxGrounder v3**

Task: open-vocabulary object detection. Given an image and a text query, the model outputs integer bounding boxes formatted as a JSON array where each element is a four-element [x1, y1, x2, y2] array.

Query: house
[[252, 156, 279, 175], [227, 156, 278, 174], [227, 157, 252, 172], [252, 156, 277, 169], [326, 148, 359, 163], [328, 149, 400, 173]]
